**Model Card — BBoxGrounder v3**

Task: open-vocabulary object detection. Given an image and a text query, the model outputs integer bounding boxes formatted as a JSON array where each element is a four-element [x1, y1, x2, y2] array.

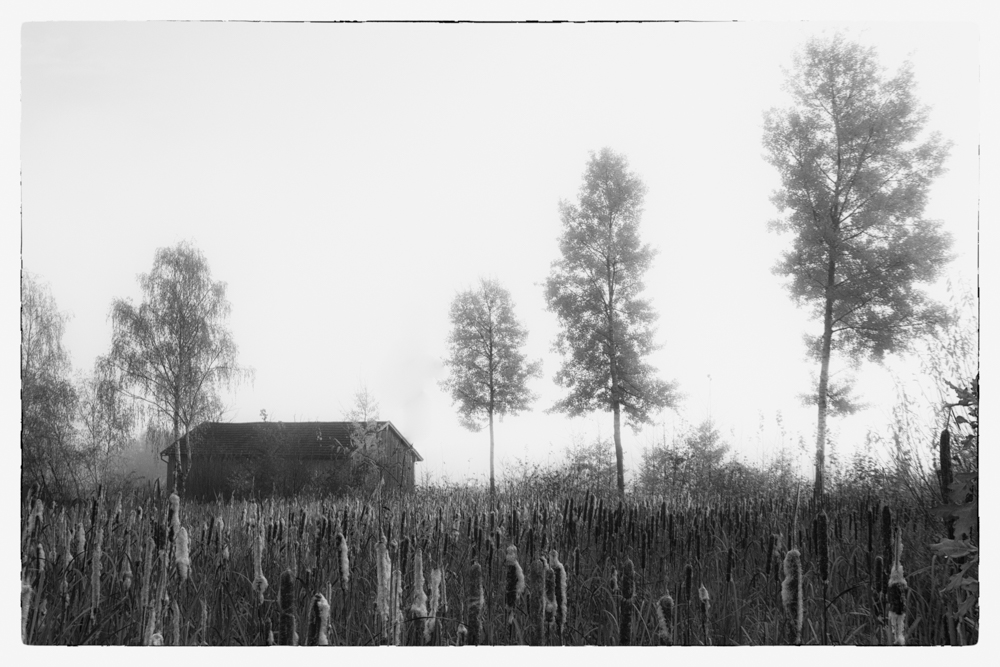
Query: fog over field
[[18, 19, 980, 484]]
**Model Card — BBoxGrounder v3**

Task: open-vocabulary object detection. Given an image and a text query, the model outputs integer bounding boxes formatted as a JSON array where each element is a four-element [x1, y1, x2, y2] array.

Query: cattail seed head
[[27, 498, 44, 545], [622, 558, 635, 601], [21, 577, 32, 643], [390, 567, 402, 646], [542, 559, 556, 642], [874, 555, 885, 598], [34, 543, 45, 582], [151, 518, 165, 553], [505, 545, 525, 618], [121, 556, 133, 591], [139, 537, 153, 613], [817, 511, 830, 585], [198, 598, 208, 646], [527, 557, 544, 644], [60, 521, 71, 570], [90, 522, 103, 615], [439, 561, 448, 615], [376, 537, 391, 631], [176, 526, 191, 582], [550, 550, 567, 639], [252, 532, 268, 604], [466, 561, 484, 645], [781, 549, 803, 645], [426, 567, 442, 644], [278, 569, 296, 645], [73, 522, 86, 567], [811, 516, 818, 555], [683, 563, 693, 602], [308, 593, 331, 646], [336, 532, 350, 592], [170, 599, 180, 645], [887, 530, 908, 645], [59, 572, 69, 609], [168, 493, 180, 544], [887, 567, 907, 644], [699, 582, 711, 644], [400, 536, 410, 579], [90, 496, 100, 530], [409, 548, 428, 644], [881, 505, 892, 573], [656, 594, 675, 645]]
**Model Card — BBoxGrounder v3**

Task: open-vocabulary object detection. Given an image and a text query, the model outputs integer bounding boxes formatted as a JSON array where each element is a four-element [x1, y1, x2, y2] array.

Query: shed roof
[[159, 421, 423, 462]]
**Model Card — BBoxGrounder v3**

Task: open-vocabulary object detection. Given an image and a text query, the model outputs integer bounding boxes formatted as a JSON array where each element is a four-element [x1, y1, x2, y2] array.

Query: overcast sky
[[18, 20, 981, 484]]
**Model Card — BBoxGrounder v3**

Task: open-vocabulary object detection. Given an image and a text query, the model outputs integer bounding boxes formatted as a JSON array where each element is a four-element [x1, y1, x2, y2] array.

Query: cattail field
[[19, 481, 979, 646]]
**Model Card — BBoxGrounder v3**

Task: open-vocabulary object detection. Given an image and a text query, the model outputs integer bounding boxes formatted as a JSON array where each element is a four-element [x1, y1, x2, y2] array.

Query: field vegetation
[[20, 372, 977, 646]]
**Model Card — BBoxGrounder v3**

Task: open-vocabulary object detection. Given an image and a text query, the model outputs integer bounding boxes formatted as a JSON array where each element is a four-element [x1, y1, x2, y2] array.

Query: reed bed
[[19, 485, 976, 646]]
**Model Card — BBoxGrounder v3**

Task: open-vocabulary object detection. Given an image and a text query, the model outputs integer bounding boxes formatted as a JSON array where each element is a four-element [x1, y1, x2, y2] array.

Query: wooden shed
[[160, 420, 422, 498]]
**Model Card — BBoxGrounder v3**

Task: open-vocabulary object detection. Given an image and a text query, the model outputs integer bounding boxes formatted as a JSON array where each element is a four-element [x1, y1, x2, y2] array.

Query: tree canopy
[[763, 35, 953, 499], [107, 241, 250, 495], [21, 272, 81, 498], [545, 148, 679, 495]]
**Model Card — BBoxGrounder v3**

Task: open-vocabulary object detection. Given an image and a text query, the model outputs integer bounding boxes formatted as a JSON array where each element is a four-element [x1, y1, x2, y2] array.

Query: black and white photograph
[[13, 4, 988, 651]]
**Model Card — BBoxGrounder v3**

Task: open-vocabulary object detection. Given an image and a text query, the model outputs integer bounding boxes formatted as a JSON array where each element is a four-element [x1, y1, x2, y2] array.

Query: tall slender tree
[[107, 241, 251, 495], [545, 148, 679, 496], [763, 35, 953, 500], [442, 278, 541, 497]]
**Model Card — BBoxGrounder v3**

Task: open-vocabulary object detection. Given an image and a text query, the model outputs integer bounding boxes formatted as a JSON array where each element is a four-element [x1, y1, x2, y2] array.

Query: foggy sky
[[17, 19, 980, 484]]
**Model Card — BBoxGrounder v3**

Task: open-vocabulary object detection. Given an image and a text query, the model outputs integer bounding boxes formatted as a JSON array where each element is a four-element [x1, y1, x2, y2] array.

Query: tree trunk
[[173, 418, 181, 496], [488, 318, 496, 500], [814, 359, 830, 502], [814, 256, 837, 503], [613, 400, 625, 497], [173, 388, 185, 497], [489, 409, 495, 499]]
